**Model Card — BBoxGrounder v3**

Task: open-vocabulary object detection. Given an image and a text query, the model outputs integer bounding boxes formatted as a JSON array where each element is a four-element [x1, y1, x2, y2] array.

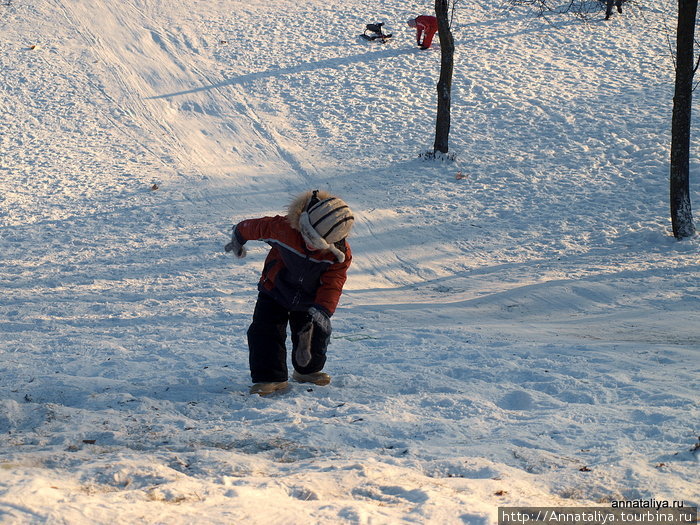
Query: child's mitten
[[224, 228, 247, 258]]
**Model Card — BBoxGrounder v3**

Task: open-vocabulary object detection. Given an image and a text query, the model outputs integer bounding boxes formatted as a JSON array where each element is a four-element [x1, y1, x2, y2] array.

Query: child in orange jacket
[[226, 190, 354, 395]]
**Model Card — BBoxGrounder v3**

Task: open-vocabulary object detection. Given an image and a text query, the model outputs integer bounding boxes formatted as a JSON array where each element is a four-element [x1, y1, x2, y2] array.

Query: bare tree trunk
[[433, 0, 455, 154], [670, 0, 697, 239]]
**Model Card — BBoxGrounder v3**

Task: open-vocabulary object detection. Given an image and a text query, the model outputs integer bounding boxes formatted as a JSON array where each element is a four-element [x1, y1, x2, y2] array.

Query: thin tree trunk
[[670, 0, 697, 239], [433, 0, 455, 154]]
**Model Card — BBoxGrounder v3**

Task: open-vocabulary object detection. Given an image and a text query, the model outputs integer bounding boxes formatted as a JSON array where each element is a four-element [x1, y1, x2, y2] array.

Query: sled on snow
[[360, 22, 392, 43]]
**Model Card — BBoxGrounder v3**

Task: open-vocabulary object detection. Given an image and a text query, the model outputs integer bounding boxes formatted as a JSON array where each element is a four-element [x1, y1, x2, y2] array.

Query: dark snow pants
[[606, 0, 622, 17], [247, 293, 329, 383]]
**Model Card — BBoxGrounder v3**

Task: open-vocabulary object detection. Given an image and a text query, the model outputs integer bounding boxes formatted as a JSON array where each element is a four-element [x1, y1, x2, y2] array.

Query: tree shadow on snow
[[146, 48, 424, 100]]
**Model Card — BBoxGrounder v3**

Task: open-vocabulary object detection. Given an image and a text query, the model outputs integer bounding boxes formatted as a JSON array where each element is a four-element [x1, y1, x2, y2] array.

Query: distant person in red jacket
[[225, 190, 354, 396], [407, 15, 438, 50]]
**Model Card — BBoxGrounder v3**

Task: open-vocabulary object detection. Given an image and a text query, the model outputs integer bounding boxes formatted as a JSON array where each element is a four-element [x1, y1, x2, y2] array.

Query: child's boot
[[293, 371, 331, 386], [250, 381, 289, 396]]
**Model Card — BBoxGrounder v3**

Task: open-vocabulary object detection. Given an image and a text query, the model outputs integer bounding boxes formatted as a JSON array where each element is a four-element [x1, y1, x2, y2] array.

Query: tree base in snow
[[419, 150, 457, 162]]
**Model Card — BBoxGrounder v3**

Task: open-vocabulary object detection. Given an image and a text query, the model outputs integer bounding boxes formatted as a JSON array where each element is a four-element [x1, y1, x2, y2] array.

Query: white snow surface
[[1, 0, 699, 523]]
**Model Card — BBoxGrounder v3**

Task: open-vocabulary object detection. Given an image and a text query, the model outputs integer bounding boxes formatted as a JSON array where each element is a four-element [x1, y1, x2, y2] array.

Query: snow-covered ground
[[1, 0, 698, 522]]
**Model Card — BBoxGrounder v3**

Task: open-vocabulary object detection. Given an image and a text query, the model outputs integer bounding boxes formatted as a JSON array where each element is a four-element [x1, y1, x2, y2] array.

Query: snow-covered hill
[[1, 0, 698, 523]]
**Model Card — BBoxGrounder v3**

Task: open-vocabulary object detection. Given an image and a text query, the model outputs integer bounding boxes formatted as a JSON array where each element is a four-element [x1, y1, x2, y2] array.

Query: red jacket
[[415, 15, 438, 48], [235, 216, 351, 316]]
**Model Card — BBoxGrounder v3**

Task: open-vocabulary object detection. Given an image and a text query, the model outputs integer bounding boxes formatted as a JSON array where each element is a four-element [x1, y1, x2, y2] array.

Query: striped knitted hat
[[306, 193, 354, 243], [298, 191, 354, 261]]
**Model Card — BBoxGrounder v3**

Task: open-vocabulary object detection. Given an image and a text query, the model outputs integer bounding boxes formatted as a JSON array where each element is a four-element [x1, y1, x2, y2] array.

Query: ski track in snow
[[1, 0, 699, 523]]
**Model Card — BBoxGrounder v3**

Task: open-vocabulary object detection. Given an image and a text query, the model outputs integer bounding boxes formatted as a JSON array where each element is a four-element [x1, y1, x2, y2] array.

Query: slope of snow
[[1, 0, 698, 523]]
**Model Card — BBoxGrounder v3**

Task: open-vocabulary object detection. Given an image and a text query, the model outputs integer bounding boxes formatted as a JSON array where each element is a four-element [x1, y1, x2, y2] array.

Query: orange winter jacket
[[234, 215, 351, 315]]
